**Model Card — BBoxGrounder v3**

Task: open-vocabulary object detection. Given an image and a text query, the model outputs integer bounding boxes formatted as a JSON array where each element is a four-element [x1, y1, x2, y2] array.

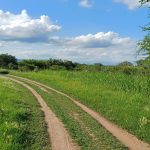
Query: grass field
[[11, 70, 150, 144], [24, 81, 125, 150], [0, 77, 50, 150]]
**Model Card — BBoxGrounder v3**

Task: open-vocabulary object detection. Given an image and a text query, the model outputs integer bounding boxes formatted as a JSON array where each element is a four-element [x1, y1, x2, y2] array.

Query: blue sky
[[0, 0, 149, 64]]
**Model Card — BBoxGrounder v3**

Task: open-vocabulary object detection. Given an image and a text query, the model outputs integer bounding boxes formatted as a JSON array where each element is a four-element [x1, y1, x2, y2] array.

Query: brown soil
[[5, 76, 79, 150], [9, 75, 150, 150]]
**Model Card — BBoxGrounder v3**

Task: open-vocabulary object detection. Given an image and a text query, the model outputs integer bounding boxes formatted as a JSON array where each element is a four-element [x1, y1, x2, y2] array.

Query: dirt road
[[4, 76, 79, 150], [9, 75, 150, 150]]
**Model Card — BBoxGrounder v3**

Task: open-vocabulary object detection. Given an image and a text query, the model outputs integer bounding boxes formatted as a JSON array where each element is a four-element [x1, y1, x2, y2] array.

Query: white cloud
[[0, 32, 137, 65], [79, 0, 93, 8], [0, 10, 61, 42], [64, 32, 137, 64], [113, 0, 150, 9], [0, 10, 138, 64], [67, 32, 133, 48]]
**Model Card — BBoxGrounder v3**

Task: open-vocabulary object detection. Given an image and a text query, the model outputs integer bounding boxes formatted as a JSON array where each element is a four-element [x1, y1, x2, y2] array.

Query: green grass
[[0, 77, 50, 150], [24, 81, 126, 150], [11, 70, 150, 144]]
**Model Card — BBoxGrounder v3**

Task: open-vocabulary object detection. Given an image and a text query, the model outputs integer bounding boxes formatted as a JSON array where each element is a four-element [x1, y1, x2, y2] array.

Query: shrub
[[117, 61, 134, 67], [120, 66, 137, 75], [50, 65, 66, 70], [0, 69, 9, 74]]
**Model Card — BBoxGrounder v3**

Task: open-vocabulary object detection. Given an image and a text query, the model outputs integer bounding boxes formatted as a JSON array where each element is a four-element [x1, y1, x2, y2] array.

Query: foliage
[[138, 0, 150, 63], [75, 64, 103, 72], [0, 69, 9, 74], [18, 59, 78, 71], [0, 53, 149, 75], [136, 58, 150, 69], [0, 54, 17, 69], [118, 66, 137, 75], [138, 35, 150, 58], [139, 0, 150, 5], [117, 61, 134, 67]]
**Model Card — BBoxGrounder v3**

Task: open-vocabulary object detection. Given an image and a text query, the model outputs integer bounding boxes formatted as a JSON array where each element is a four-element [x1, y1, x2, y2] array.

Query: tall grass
[[12, 70, 150, 144]]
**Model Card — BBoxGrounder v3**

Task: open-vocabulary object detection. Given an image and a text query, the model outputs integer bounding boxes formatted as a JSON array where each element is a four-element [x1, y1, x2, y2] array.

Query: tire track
[[8, 74, 150, 150], [4, 76, 79, 150]]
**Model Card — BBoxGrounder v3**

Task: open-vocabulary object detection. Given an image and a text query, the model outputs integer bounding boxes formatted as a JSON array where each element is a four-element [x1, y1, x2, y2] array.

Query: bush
[[8, 63, 18, 70], [119, 66, 137, 75], [50, 65, 66, 70], [0, 69, 9, 74], [117, 61, 134, 67]]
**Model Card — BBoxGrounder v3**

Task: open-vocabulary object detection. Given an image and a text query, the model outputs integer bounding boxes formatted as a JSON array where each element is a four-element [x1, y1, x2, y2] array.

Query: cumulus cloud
[[0, 9, 138, 64], [64, 32, 137, 64], [0, 10, 61, 42], [67, 32, 133, 48], [79, 0, 93, 8], [113, 0, 150, 9], [0, 31, 137, 65]]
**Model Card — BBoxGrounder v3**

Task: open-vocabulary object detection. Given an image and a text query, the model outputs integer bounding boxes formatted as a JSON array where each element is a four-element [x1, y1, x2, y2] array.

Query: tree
[[0, 54, 17, 68], [138, 0, 150, 59], [136, 58, 150, 69], [139, 0, 150, 5]]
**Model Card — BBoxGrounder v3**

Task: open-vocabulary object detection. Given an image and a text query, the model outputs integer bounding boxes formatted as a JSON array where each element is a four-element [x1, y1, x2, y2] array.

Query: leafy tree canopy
[[138, 0, 150, 60], [0, 54, 17, 68], [139, 0, 150, 4]]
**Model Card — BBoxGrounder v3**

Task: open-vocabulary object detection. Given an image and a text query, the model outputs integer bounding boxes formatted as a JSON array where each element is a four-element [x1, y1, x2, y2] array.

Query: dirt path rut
[[9, 75, 150, 150], [4, 76, 79, 150]]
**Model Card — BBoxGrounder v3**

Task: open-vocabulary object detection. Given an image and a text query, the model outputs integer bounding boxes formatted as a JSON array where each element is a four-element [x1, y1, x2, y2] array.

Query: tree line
[[0, 54, 78, 71], [0, 53, 150, 75]]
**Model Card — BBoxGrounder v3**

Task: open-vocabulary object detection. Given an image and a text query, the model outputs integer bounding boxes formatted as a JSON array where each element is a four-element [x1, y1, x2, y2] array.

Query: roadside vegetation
[[0, 77, 50, 150], [11, 70, 150, 144]]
